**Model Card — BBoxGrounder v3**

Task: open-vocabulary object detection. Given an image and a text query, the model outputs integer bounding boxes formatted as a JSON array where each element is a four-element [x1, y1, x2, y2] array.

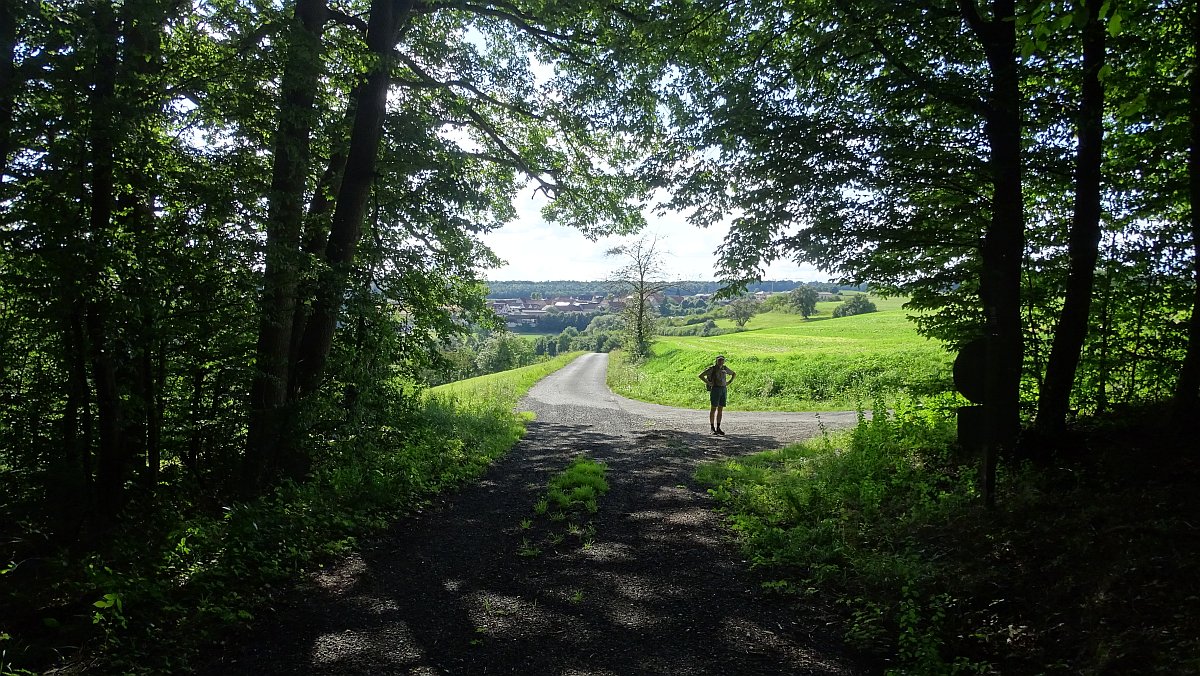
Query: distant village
[[489, 290, 842, 328]]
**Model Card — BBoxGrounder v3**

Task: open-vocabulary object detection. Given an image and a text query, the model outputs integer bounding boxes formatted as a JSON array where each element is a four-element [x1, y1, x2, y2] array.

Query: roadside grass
[[3, 354, 584, 674], [696, 403, 1200, 673], [610, 303, 951, 411], [427, 351, 586, 408], [521, 456, 610, 556]]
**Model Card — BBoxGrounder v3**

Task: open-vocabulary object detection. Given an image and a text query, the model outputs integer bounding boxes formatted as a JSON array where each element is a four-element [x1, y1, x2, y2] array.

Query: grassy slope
[[610, 298, 952, 411], [427, 351, 585, 407]]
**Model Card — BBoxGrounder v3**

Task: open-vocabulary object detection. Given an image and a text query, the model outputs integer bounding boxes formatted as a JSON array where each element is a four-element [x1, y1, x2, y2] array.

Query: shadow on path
[[203, 363, 867, 675]]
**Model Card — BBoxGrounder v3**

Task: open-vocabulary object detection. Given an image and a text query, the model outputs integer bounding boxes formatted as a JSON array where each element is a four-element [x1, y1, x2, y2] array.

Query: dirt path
[[204, 354, 868, 675]]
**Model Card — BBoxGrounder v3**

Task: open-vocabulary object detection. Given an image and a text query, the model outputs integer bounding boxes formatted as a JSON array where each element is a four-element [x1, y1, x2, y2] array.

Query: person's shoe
[[710, 428, 719, 435], [715, 428, 725, 435]]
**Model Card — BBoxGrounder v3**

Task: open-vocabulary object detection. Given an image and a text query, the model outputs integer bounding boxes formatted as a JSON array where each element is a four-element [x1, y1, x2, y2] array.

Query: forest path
[[204, 353, 867, 675]]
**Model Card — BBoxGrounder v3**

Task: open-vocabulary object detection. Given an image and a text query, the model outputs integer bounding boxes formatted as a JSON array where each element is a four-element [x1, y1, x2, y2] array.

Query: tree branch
[[866, 34, 988, 115], [326, 7, 368, 32], [393, 53, 549, 121]]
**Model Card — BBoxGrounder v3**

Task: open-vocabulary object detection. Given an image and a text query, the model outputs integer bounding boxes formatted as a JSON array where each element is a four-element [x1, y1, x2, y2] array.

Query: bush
[[833, 295, 877, 318]]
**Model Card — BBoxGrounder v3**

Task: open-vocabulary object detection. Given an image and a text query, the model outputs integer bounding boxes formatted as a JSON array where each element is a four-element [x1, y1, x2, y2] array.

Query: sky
[[479, 185, 830, 283]]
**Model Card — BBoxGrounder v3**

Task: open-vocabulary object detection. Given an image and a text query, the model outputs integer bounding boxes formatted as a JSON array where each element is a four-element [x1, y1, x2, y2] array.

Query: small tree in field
[[789, 286, 819, 318], [607, 237, 671, 358], [726, 296, 761, 327]]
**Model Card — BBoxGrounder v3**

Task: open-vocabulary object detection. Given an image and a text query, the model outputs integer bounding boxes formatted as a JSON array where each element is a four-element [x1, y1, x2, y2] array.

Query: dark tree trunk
[[0, 0, 16, 178], [1173, 1, 1200, 424], [288, 142, 350, 397], [88, 304, 126, 521], [186, 364, 205, 475], [292, 0, 413, 401], [1096, 260, 1112, 411], [86, 2, 127, 523], [244, 0, 330, 491], [117, 0, 171, 489], [961, 0, 1025, 506], [1036, 0, 1107, 436], [51, 301, 93, 541]]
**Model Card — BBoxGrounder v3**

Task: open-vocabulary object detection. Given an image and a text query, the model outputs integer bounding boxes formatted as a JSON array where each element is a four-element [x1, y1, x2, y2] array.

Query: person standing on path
[[699, 355, 736, 435]]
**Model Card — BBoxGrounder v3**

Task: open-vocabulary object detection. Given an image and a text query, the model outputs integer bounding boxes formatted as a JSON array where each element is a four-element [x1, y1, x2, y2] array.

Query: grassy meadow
[[610, 297, 953, 411]]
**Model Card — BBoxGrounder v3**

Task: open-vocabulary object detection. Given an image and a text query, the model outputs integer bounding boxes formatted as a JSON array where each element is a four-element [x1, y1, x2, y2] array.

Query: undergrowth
[[696, 400, 1200, 674], [1, 354, 583, 674]]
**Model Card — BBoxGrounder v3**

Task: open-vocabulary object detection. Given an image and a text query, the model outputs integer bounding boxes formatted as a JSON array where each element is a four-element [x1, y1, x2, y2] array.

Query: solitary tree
[[789, 286, 819, 318], [607, 236, 671, 358], [726, 296, 761, 327]]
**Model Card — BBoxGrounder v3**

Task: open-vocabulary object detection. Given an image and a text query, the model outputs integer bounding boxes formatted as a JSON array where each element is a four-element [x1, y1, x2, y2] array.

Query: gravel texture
[[202, 353, 868, 675]]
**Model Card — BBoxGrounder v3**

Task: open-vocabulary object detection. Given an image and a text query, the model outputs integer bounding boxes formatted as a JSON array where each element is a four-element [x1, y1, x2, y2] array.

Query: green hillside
[[610, 299, 952, 411]]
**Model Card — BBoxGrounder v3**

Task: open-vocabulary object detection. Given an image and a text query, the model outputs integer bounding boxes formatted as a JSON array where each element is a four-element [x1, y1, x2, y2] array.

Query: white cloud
[[480, 186, 829, 283]]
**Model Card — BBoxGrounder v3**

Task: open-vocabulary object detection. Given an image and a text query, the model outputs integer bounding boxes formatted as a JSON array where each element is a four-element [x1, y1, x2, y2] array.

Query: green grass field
[[609, 298, 952, 411]]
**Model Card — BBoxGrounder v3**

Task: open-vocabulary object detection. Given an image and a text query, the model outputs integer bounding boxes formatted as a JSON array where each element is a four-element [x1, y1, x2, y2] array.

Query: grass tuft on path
[[521, 456, 610, 556]]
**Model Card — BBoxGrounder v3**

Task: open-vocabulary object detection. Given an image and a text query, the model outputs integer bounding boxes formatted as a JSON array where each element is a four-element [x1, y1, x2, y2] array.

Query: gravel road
[[203, 353, 868, 675]]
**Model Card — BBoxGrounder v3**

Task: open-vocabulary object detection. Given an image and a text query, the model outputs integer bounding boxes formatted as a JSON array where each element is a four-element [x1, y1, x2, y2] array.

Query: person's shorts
[[709, 386, 727, 407]]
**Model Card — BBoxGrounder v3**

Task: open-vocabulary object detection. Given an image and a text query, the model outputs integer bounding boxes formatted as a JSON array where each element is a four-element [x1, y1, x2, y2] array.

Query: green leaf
[[1107, 13, 1122, 36]]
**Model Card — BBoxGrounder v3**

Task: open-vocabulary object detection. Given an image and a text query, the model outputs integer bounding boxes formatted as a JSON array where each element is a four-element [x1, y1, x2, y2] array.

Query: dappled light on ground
[[203, 354, 864, 675]]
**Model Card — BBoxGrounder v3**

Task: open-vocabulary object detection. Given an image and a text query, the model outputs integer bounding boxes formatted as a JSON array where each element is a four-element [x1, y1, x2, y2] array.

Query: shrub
[[833, 295, 877, 318]]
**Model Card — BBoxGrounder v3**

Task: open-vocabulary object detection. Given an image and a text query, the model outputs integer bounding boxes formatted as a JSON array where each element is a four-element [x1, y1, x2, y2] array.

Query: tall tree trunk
[[86, 1, 127, 523], [961, 0, 1024, 506], [119, 0, 171, 489], [288, 141, 350, 398], [1173, 1, 1200, 424], [1036, 0, 1107, 436], [1096, 256, 1112, 411], [50, 301, 93, 542], [0, 0, 16, 178], [186, 364, 205, 475], [292, 0, 413, 401], [244, 0, 330, 491]]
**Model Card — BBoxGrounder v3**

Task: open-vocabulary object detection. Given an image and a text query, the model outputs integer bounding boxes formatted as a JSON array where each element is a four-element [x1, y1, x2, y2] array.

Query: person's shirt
[[707, 365, 734, 387]]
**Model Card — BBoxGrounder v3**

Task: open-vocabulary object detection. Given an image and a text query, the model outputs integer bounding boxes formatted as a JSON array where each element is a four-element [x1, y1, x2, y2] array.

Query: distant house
[[817, 292, 840, 302], [541, 298, 604, 313], [603, 300, 627, 312]]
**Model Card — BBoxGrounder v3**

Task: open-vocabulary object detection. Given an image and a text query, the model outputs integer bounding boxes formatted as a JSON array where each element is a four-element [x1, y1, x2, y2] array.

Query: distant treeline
[[487, 280, 866, 298]]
